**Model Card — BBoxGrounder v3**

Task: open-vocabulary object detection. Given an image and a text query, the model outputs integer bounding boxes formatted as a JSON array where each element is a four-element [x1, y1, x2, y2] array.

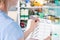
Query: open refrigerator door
[[19, 0, 60, 40]]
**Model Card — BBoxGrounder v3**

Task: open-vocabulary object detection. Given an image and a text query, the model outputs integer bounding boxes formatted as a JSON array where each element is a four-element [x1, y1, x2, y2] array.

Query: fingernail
[[35, 20, 37, 22]]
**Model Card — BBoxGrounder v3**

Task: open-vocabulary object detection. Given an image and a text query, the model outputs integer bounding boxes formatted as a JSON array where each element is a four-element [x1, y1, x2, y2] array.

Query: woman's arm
[[24, 19, 39, 39], [44, 36, 51, 40]]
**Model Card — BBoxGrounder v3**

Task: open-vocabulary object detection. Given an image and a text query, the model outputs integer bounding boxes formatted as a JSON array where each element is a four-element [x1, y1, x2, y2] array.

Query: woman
[[0, 0, 39, 40], [0, 0, 51, 40]]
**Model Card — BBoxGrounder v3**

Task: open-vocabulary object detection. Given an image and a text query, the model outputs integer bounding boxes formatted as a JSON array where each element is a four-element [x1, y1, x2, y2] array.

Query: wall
[[8, 11, 17, 22]]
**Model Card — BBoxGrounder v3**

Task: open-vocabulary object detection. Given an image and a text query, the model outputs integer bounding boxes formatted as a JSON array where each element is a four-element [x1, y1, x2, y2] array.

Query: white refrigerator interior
[[26, 18, 51, 40], [52, 24, 60, 40]]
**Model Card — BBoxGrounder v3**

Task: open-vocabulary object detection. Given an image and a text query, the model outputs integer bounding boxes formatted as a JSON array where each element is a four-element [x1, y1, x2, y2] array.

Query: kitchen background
[[8, 0, 60, 40]]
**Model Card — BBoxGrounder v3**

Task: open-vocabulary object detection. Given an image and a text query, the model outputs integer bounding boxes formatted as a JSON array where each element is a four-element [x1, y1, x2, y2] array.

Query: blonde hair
[[0, 0, 7, 12], [0, 0, 7, 6]]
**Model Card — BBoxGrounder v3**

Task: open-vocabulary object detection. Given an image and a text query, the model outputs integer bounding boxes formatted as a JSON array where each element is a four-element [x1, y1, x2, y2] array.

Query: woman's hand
[[29, 18, 39, 32], [44, 36, 51, 40], [24, 18, 39, 39]]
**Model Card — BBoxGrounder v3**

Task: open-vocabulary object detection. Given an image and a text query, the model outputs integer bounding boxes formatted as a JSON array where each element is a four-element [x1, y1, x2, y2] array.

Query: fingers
[[30, 18, 40, 31], [44, 36, 51, 40], [29, 38, 38, 40], [35, 18, 40, 22]]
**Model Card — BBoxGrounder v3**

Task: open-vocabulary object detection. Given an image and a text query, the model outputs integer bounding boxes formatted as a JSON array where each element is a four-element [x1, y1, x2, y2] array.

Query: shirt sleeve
[[2, 22, 24, 40]]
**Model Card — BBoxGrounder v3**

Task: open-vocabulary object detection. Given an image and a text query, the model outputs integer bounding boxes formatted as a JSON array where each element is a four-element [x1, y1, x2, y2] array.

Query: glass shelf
[[20, 6, 60, 8]]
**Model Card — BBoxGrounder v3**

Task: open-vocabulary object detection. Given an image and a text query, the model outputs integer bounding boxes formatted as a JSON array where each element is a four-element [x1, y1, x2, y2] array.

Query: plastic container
[[55, 0, 60, 6], [52, 33, 60, 40], [54, 8, 60, 18], [39, 12, 44, 19]]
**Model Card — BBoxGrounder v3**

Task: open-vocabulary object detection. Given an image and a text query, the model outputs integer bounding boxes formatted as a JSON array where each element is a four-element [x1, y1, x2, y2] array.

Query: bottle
[[52, 33, 60, 40], [24, 9, 29, 20], [25, 0, 31, 7], [20, 0, 25, 7], [20, 20, 25, 28], [39, 12, 44, 19], [20, 9, 25, 20]]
